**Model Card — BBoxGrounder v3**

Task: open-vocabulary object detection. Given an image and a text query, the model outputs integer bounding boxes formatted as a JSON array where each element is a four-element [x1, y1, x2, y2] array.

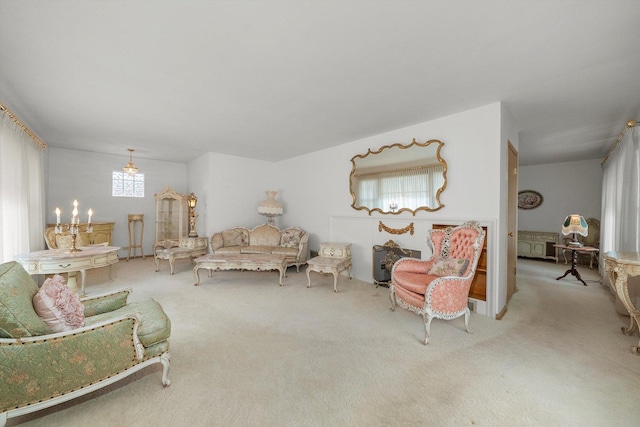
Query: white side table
[[306, 242, 352, 292]]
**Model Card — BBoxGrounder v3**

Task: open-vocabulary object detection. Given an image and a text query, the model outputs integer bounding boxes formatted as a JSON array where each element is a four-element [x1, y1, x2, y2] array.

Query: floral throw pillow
[[281, 229, 302, 248], [427, 257, 470, 277], [33, 274, 85, 333]]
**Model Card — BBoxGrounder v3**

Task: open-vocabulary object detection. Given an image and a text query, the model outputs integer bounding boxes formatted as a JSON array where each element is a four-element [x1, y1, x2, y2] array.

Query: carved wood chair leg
[[423, 314, 433, 345], [160, 353, 171, 387], [464, 307, 472, 333]]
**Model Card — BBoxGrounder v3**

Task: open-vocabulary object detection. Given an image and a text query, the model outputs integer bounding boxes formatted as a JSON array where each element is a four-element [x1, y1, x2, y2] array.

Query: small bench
[[154, 237, 208, 275], [306, 242, 352, 292]]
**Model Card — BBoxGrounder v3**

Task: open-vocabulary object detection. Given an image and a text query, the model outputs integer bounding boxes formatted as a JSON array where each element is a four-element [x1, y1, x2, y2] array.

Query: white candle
[[88, 209, 93, 224], [55, 207, 61, 224], [72, 200, 78, 224]]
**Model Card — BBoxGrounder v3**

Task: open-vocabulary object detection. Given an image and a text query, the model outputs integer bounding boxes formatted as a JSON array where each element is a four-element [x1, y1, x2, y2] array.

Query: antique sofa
[[209, 224, 309, 271], [0, 261, 171, 425]]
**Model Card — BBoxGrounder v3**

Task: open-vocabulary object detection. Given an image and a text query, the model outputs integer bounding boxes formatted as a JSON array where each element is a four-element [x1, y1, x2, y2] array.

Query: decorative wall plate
[[518, 190, 543, 209]]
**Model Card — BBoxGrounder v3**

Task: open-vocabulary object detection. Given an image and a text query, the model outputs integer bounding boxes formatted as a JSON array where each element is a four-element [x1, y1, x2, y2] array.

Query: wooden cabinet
[[154, 186, 188, 247], [45, 222, 114, 247], [517, 231, 558, 262], [88, 222, 115, 245], [433, 223, 487, 301]]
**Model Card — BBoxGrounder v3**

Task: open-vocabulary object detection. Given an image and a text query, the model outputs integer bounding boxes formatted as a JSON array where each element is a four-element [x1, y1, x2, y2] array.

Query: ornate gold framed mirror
[[349, 138, 447, 215]]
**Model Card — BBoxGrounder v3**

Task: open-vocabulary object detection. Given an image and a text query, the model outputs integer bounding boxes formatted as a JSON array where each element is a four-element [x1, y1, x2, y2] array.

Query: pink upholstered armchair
[[389, 221, 485, 344]]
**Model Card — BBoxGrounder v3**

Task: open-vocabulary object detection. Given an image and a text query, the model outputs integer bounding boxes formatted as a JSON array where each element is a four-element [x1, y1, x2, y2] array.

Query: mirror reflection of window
[[355, 164, 444, 210], [350, 139, 447, 215]]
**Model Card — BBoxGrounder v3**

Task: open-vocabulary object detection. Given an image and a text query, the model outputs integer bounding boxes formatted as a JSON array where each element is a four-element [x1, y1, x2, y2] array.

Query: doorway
[[507, 141, 518, 303]]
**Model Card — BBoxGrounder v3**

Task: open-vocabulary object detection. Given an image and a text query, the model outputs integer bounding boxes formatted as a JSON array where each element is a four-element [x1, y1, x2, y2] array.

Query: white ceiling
[[1, 1, 639, 166]]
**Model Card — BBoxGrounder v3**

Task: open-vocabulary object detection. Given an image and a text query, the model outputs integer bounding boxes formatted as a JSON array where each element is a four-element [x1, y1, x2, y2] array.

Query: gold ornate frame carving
[[349, 138, 447, 216], [378, 221, 414, 235]]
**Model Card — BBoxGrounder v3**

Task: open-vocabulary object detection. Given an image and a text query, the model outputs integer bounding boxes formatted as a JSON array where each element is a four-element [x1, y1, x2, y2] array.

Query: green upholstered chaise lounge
[[0, 261, 171, 426]]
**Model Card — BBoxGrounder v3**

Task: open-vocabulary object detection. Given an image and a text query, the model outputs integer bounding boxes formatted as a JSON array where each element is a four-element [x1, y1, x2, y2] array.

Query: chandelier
[[123, 148, 139, 175]]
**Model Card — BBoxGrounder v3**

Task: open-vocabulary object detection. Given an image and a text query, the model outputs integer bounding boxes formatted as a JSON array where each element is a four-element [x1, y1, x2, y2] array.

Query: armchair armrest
[[296, 233, 310, 262], [426, 274, 474, 312], [392, 257, 435, 275], [81, 288, 131, 317], [0, 314, 143, 412]]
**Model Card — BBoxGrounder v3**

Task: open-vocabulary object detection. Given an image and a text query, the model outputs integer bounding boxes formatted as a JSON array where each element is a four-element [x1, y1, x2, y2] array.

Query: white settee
[[209, 224, 309, 271]]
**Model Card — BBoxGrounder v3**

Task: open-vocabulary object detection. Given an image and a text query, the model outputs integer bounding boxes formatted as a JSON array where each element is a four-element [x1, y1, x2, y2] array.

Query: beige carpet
[[9, 257, 640, 426]]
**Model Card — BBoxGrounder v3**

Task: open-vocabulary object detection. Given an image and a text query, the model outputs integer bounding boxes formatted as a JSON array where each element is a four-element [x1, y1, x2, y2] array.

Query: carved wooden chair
[[389, 221, 485, 344]]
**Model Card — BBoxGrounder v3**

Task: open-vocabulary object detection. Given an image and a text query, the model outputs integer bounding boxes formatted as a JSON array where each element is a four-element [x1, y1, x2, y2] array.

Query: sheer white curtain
[[0, 110, 46, 262], [600, 124, 640, 311], [356, 164, 444, 210], [600, 125, 640, 257]]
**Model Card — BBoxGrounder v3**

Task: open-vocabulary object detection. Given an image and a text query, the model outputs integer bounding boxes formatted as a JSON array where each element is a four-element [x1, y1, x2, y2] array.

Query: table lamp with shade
[[258, 190, 283, 226], [562, 214, 588, 247]]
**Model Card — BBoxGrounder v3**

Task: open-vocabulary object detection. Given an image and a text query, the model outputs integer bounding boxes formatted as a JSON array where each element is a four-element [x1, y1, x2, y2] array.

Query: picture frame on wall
[[518, 190, 543, 209]]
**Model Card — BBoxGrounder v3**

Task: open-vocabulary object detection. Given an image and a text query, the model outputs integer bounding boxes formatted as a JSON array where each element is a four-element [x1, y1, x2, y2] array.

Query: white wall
[[45, 102, 511, 317], [188, 152, 278, 237], [269, 103, 506, 316], [47, 148, 187, 257], [518, 159, 602, 233]]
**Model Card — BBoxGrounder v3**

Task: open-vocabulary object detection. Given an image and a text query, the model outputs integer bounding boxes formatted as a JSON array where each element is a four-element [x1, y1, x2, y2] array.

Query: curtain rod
[[0, 101, 47, 149], [602, 119, 638, 165]]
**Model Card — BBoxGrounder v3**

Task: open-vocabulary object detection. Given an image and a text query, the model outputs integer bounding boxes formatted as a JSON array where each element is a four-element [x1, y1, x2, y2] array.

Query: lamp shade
[[561, 214, 588, 237], [258, 191, 283, 216]]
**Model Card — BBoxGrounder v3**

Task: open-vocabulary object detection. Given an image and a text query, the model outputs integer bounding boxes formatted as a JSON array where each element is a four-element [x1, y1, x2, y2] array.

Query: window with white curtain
[[356, 164, 444, 211], [0, 108, 46, 262], [600, 124, 640, 256]]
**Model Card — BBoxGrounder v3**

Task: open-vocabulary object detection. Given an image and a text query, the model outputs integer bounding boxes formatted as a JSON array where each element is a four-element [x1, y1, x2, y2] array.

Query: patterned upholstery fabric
[[427, 257, 469, 277], [0, 261, 172, 420], [84, 299, 171, 348], [55, 234, 85, 249], [1, 316, 140, 412], [281, 228, 304, 248], [249, 224, 281, 247], [0, 261, 51, 338], [222, 228, 248, 247], [389, 221, 485, 345], [209, 225, 309, 271]]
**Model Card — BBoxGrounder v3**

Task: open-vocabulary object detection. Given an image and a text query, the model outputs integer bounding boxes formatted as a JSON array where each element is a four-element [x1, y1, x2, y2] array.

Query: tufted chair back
[[389, 221, 485, 345]]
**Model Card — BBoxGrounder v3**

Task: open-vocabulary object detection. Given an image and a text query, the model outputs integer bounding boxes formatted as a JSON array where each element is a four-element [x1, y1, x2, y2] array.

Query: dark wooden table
[[553, 244, 599, 286]]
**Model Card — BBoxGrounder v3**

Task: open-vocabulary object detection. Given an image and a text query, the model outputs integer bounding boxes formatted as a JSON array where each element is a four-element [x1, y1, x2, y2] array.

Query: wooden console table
[[14, 246, 120, 296], [603, 251, 640, 355]]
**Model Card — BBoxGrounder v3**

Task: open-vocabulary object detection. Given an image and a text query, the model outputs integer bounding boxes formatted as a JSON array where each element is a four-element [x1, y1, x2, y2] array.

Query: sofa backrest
[[0, 261, 51, 338], [221, 228, 249, 247], [249, 224, 281, 247]]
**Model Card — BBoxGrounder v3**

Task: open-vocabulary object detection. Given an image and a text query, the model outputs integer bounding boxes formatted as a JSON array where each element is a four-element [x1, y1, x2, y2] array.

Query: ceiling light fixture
[[123, 148, 139, 175]]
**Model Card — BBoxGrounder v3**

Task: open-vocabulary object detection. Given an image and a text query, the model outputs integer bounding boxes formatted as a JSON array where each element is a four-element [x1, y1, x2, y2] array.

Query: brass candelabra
[[54, 200, 94, 253]]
